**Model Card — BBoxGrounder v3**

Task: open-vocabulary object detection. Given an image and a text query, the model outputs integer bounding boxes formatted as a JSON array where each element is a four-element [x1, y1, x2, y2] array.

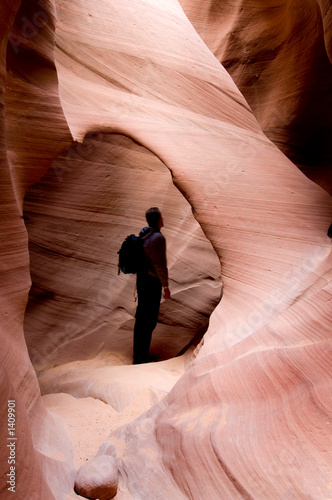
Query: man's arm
[[151, 234, 170, 298]]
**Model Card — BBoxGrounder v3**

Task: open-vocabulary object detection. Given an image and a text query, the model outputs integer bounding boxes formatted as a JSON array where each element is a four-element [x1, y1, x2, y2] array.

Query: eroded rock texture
[[179, 0, 332, 194], [1, 1, 74, 498], [0, 0, 331, 499], [24, 133, 222, 370]]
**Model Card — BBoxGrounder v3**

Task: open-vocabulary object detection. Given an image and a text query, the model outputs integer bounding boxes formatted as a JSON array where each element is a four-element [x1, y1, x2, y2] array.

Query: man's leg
[[133, 274, 162, 364]]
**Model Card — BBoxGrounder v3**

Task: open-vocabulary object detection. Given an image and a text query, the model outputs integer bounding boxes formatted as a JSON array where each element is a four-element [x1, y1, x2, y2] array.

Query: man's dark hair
[[146, 207, 161, 228]]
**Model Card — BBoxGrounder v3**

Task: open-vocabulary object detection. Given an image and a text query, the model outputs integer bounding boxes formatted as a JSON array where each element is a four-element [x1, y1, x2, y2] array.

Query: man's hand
[[164, 287, 171, 300]]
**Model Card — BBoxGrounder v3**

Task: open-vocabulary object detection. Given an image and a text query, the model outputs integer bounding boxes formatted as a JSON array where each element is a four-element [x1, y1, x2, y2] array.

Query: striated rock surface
[[23, 132, 222, 370], [0, 1, 76, 499], [179, 0, 332, 194], [0, 0, 331, 499], [5, 0, 72, 209]]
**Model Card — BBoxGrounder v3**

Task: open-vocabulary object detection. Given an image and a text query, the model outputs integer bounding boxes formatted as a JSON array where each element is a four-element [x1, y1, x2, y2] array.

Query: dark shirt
[[139, 226, 169, 287]]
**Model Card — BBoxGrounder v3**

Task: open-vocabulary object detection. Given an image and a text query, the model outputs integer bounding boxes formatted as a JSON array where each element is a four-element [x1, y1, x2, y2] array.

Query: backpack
[[117, 234, 148, 274]]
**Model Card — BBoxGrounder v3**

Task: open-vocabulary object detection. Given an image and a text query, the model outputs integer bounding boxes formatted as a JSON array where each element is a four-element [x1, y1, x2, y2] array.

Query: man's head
[[146, 207, 163, 229]]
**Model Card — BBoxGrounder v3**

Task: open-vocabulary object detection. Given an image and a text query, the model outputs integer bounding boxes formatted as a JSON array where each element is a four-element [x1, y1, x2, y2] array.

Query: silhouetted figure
[[133, 207, 170, 364]]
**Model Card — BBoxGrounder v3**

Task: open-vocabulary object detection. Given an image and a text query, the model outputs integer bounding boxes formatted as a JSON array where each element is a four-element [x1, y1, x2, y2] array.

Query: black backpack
[[117, 234, 148, 274]]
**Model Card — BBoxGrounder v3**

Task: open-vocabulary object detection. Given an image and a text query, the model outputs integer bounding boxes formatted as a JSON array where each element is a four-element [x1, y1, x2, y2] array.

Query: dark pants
[[133, 272, 162, 364]]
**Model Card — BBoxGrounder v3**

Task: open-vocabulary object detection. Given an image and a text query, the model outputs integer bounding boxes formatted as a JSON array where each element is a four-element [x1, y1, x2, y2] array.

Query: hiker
[[133, 207, 171, 364]]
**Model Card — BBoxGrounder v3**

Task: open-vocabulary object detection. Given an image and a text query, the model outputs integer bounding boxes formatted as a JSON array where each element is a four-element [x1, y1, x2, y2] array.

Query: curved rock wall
[[179, 0, 332, 194], [51, 0, 331, 498], [0, 0, 331, 498], [1, 0, 75, 498], [24, 132, 222, 369], [5, 0, 72, 209]]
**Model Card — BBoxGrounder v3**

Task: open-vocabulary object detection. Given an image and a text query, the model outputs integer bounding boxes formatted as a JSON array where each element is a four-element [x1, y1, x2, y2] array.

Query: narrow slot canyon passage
[[22, 132, 222, 469], [2, 0, 331, 496]]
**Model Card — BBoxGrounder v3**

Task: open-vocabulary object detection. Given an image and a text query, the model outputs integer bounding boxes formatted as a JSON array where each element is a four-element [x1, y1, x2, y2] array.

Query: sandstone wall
[[179, 0, 332, 194], [0, 0, 331, 499], [1, 0, 75, 498], [23, 132, 222, 370], [49, 0, 331, 497]]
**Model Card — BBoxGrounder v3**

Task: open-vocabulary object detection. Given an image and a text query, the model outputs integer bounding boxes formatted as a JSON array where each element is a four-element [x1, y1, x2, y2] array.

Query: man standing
[[133, 207, 171, 364]]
